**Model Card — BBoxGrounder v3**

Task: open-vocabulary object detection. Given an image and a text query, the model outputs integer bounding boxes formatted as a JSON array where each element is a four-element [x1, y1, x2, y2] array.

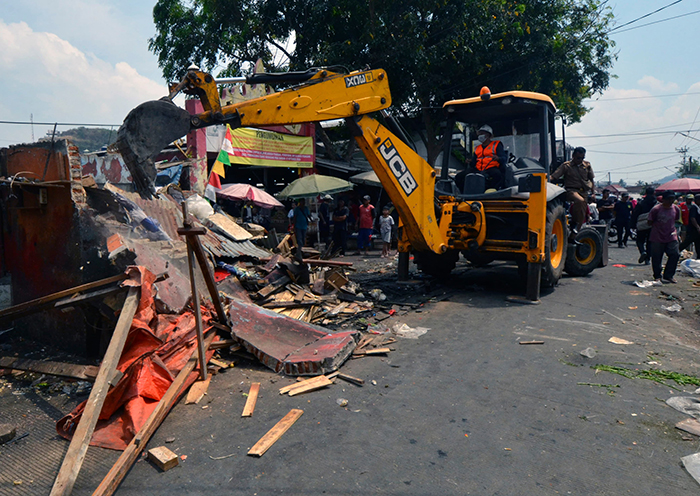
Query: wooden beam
[[50, 287, 140, 496], [241, 383, 260, 417], [92, 331, 216, 496], [247, 409, 303, 457], [258, 257, 353, 267], [188, 234, 228, 325], [278, 373, 336, 395], [0, 357, 99, 381], [287, 376, 333, 396], [53, 285, 127, 309], [0, 273, 128, 324], [337, 373, 364, 386]]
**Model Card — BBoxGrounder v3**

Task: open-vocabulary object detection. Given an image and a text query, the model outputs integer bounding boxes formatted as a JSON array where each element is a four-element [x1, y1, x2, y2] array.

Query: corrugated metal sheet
[[122, 192, 271, 260]]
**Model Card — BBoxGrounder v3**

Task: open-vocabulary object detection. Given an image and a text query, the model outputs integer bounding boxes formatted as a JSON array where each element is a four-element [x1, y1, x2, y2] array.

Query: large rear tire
[[565, 226, 603, 276], [414, 250, 459, 278], [541, 200, 568, 288]]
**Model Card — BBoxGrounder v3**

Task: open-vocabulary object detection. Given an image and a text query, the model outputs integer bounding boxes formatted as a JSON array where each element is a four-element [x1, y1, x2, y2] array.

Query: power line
[[583, 91, 700, 102], [573, 129, 700, 139], [585, 150, 678, 155], [612, 8, 700, 34], [0, 120, 119, 127], [608, 0, 685, 33]]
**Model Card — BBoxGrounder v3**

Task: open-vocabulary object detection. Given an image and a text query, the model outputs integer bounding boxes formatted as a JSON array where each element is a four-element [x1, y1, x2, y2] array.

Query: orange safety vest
[[475, 140, 502, 171]]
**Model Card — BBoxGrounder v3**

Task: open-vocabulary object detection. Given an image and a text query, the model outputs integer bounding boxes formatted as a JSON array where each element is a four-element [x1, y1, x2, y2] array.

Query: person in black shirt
[[613, 192, 633, 247], [597, 190, 615, 226], [679, 194, 700, 258], [332, 199, 350, 256]]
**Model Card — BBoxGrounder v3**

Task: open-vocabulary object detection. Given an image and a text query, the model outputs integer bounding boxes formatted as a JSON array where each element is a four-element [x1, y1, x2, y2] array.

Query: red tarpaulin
[[56, 266, 218, 451]]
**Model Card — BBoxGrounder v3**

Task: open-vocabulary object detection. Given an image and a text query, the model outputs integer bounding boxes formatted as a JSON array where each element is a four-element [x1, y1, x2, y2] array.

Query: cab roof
[[444, 90, 556, 110]]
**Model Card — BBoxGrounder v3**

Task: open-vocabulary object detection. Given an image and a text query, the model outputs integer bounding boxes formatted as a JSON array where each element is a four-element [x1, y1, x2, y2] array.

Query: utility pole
[[30, 113, 34, 142], [608, 171, 611, 185], [677, 146, 689, 175]]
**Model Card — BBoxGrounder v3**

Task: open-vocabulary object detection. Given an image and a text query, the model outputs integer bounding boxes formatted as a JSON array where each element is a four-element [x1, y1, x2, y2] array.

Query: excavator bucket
[[115, 99, 192, 198]]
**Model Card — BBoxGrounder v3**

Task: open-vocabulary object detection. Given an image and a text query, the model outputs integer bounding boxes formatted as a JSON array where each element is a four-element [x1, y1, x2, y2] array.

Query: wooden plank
[[209, 358, 233, 369], [188, 234, 228, 325], [262, 301, 316, 309], [92, 332, 216, 496], [185, 376, 211, 404], [241, 383, 261, 417], [50, 287, 140, 496], [0, 357, 100, 381], [256, 276, 292, 299], [328, 302, 348, 316], [147, 446, 179, 472], [247, 409, 303, 457], [677, 418, 700, 437], [337, 373, 364, 386], [54, 285, 127, 309], [278, 373, 338, 395], [259, 257, 353, 267], [0, 273, 128, 324], [288, 375, 333, 396], [353, 347, 391, 356], [294, 288, 306, 303]]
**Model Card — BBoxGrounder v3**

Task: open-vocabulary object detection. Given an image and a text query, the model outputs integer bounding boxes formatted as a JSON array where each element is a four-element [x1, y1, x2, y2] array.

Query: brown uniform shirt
[[551, 160, 594, 193]]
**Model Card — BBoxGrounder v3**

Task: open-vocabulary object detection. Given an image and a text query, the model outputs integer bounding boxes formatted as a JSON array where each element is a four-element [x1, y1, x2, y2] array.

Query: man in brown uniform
[[550, 147, 594, 233]]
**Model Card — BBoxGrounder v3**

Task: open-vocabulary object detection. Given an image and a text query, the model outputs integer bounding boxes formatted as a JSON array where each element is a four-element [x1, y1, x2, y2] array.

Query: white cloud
[[0, 20, 167, 145], [568, 81, 700, 184], [637, 76, 679, 93]]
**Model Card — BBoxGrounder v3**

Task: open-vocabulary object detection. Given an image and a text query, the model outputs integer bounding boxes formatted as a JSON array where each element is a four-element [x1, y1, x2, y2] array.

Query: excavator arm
[[117, 67, 447, 254]]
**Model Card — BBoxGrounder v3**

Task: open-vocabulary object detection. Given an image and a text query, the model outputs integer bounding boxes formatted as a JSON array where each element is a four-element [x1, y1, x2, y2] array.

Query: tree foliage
[[150, 0, 616, 163], [678, 157, 700, 177], [39, 127, 116, 152]]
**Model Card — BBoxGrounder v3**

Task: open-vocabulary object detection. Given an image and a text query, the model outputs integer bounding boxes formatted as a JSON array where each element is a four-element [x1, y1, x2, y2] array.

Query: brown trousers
[[565, 190, 587, 228]]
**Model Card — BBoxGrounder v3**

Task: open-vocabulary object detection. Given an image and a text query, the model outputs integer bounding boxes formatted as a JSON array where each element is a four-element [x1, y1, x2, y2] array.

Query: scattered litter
[[662, 303, 682, 312], [667, 397, 700, 419], [209, 453, 236, 460], [628, 306, 637, 310], [336, 398, 349, 407], [609, 337, 633, 345], [371, 380, 377, 386], [580, 347, 597, 359], [612, 264, 627, 268], [147, 446, 179, 472], [681, 452, 700, 487], [519, 340, 544, 345], [391, 322, 429, 339], [165, 437, 175, 444], [681, 259, 700, 278], [634, 280, 662, 288]]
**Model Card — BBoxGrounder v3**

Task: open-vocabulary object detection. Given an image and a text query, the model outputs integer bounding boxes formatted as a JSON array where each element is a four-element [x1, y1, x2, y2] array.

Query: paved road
[[106, 247, 700, 495]]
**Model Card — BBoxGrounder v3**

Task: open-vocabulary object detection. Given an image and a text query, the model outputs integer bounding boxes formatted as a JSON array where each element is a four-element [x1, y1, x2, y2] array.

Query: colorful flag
[[204, 169, 222, 202], [212, 124, 235, 177]]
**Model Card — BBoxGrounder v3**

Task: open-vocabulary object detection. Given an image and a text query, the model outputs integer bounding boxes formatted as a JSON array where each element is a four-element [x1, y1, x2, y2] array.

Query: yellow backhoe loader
[[116, 67, 602, 302]]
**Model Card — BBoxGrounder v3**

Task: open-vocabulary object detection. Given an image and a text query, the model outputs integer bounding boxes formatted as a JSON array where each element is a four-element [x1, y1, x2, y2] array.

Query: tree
[[150, 0, 616, 165], [678, 157, 700, 177]]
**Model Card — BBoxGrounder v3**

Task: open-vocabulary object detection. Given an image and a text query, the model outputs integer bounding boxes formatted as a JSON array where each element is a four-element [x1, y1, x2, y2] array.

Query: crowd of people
[[289, 195, 399, 258], [584, 187, 699, 284]]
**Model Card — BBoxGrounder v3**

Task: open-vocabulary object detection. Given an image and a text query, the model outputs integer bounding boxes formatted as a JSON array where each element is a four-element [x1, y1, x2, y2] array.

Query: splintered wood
[[185, 377, 211, 404], [242, 383, 261, 417], [279, 372, 338, 396], [248, 409, 304, 457]]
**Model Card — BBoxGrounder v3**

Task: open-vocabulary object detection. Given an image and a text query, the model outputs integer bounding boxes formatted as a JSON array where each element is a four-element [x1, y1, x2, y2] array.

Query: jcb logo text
[[379, 138, 417, 196]]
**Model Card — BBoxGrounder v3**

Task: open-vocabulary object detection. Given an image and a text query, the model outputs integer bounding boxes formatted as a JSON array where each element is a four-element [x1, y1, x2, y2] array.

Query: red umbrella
[[217, 183, 283, 208], [655, 178, 700, 194]]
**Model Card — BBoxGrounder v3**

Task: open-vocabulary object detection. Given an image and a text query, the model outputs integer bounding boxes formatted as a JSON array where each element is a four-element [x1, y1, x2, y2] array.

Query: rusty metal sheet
[[227, 299, 358, 376]]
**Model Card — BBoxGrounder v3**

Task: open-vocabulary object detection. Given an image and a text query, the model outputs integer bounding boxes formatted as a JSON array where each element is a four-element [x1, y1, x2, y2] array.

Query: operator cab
[[436, 89, 558, 200]]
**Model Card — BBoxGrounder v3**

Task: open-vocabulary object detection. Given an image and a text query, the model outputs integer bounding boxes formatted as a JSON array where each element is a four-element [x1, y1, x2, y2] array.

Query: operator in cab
[[455, 124, 507, 192], [550, 146, 594, 235], [472, 125, 506, 191]]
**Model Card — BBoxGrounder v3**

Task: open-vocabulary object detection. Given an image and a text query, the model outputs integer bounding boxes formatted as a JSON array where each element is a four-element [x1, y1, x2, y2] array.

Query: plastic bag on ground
[[391, 322, 429, 339], [681, 259, 700, 278]]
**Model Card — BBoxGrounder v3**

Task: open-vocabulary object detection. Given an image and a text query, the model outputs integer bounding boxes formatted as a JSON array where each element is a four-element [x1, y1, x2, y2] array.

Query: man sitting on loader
[[550, 146, 595, 235]]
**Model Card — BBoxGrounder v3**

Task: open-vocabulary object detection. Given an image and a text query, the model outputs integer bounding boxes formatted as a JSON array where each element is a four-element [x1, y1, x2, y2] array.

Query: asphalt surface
[[111, 246, 700, 495], [5, 246, 700, 495]]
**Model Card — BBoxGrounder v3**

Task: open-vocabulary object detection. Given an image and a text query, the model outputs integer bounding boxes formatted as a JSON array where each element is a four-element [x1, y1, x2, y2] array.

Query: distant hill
[[38, 127, 116, 153], [654, 172, 679, 185]]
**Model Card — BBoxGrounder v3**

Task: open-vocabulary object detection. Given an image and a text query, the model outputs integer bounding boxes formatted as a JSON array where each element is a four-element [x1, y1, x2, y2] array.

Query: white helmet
[[478, 125, 493, 135]]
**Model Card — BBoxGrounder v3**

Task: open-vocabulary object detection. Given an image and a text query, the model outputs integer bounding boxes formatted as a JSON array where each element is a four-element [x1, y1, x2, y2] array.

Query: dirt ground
[[3, 245, 700, 495]]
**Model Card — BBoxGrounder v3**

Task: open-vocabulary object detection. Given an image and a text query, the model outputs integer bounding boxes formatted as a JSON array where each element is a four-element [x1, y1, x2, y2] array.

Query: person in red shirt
[[355, 195, 375, 255], [680, 195, 692, 241]]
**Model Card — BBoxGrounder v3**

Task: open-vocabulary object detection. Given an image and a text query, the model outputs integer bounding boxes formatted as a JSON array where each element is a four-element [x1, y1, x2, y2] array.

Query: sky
[[1, 0, 699, 185]]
